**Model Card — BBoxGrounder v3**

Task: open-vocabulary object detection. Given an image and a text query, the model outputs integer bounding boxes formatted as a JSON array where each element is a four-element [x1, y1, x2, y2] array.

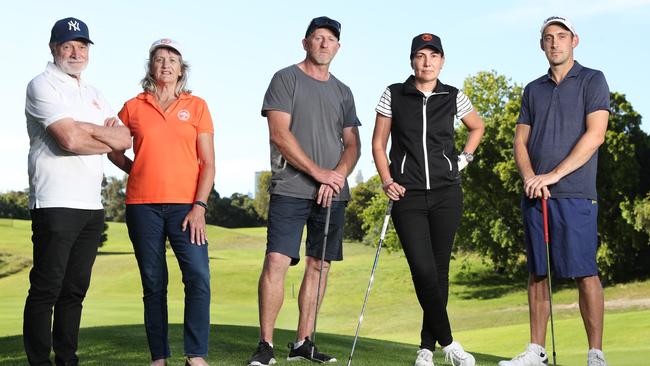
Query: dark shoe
[[248, 341, 276, 366], [287, 337, 337, 363]]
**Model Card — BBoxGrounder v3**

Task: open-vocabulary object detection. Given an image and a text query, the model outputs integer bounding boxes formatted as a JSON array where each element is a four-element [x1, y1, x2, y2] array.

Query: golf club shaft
[[542, 198, 557, 366], [311, 205, 331, 358], [347, 200, 394, 366]]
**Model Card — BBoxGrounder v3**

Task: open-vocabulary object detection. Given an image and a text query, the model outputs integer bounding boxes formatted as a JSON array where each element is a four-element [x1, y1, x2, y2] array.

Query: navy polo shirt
[[517, 61, 610, 199]]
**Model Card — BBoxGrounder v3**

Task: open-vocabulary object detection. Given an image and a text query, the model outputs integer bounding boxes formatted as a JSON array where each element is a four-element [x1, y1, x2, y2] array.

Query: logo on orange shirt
[[177, 109, 190, 121]]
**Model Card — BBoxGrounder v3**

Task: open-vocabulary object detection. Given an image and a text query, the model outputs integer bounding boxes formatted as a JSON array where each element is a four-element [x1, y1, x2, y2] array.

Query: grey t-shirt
[[517, 62, 610, 199], [262, 64, 361, 201]]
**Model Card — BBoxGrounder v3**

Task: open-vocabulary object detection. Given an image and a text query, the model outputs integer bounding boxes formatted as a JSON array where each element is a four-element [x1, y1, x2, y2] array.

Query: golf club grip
[[385, 200, 394, 215], [323, 205, 332, 236], [379, 200, 394, 240], [542, 198, 549, 243]]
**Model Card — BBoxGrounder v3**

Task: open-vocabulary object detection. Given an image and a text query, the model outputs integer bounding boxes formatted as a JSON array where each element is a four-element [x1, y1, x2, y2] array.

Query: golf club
[[311, 204, 332, 359], [346, 199, 394, 366], [542, 198, 557, 366]]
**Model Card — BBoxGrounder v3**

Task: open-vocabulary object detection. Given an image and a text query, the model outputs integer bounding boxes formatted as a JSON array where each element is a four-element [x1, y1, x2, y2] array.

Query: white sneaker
[[414, 348, 435, 366], [498, 343, 548, 366], [587, 349, 607, 366], [442, 341, 475, 366]]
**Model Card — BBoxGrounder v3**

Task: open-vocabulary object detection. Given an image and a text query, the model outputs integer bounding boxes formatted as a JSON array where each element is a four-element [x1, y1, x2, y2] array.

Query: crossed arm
[[267, 110, 361, 207], [514, 110, 609, 199], [47, 117, 131, 155]]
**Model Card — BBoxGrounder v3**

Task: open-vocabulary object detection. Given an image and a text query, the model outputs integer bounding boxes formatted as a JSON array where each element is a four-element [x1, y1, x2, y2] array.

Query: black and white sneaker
[[287, 337, 337, 363], [248, 341, 276, 366]]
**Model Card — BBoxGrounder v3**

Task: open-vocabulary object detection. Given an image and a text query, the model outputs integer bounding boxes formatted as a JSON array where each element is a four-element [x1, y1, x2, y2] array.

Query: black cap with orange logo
[[410, 33, 444, 59]]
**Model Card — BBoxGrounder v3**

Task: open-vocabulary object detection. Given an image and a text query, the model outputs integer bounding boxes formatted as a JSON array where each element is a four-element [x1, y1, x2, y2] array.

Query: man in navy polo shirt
[[500, 16, 610, 366]]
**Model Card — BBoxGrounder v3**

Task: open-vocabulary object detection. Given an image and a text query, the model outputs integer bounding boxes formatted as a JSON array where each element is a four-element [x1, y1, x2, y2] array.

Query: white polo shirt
[[25, 62, 114, 209]]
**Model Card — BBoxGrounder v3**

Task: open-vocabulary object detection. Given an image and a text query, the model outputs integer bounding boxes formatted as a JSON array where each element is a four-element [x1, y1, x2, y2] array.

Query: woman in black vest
[[372, 33, 484, 366]]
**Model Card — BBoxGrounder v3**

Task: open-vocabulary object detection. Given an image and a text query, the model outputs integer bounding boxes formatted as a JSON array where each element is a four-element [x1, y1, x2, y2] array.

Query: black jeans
[[23, 208, 104, 366], [391, 186, 463, 351]]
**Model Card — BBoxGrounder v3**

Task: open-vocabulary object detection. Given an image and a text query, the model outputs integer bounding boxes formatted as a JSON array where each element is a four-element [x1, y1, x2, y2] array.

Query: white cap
[[540, 16, 577, 36], [149, 38, 183, 56]]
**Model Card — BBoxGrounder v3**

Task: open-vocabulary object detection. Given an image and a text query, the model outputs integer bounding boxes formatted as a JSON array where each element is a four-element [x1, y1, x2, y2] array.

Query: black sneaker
[[248, 341, 276, 366], [287, 337, 337, 363]]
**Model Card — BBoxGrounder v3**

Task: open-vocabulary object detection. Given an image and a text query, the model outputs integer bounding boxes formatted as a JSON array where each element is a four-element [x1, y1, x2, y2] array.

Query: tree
[[460, 72, 650, 281], [101, 175, 127, 222], [343, 175, 400, 250], [623, 193, 650, 239], [0, 189, 30, 219], [253, 171, 271, 222], [205, 186, 264, 228], [345, 175, 382, 241], [595, 92, 650, 281], [456, 70, 525, 274]]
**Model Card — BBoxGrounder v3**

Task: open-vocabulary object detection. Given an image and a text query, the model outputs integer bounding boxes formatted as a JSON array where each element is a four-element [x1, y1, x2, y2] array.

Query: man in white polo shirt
[[23, 17, 131, 366]]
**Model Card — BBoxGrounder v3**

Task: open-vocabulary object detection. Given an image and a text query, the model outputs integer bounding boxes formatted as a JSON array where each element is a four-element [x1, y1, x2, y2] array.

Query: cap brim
[[309, 25, 340, 39], [411, 44, 443, 58], [150, 44, 182, 56], [55, 35, 93, 44], [542, 21, 576, 35]]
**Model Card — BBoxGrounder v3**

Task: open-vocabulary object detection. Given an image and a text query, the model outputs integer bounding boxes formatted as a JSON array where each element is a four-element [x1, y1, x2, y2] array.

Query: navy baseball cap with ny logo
[[50, 17, 93, 44]]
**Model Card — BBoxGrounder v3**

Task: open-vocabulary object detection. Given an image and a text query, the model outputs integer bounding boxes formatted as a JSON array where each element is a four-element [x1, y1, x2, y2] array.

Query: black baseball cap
[[305, 16, 341, 39], [50, 17, 93, 44], [410, 33, 443, 59]]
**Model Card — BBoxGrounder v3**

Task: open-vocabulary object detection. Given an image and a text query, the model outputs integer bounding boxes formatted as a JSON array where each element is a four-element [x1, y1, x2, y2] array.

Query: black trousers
[[23, 208, 104, 366], [391, 186, 463, 351]]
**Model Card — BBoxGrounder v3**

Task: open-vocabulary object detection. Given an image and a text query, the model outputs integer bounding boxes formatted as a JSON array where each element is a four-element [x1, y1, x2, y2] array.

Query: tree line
[[2, 70, 649, 281]]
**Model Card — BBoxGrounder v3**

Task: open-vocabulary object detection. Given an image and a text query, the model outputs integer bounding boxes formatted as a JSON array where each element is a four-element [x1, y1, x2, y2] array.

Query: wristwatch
[[194, 200, 208, 209], [461, 151, 474, 163]]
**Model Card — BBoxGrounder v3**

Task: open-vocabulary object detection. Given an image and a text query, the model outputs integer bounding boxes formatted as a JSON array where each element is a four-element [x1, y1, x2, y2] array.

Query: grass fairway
[[0, 324, 506, 366], [1, 218, 649, 365]]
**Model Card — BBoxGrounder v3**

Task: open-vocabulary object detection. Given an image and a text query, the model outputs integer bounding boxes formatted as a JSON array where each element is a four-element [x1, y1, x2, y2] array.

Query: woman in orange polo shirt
[[109, 39, 214, 366]]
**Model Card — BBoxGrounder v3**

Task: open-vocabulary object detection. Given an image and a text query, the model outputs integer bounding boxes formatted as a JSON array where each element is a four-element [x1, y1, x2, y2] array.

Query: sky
[[2, 0, 649, 197]]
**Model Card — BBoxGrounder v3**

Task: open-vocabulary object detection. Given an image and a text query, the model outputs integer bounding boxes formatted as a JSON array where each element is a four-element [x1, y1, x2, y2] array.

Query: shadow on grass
[[96, 251, 134, 256], [453, 259, 584, 300], [0, 252, 31, 279], [0, 324, 503, 366], [96, 252, 225, 261]]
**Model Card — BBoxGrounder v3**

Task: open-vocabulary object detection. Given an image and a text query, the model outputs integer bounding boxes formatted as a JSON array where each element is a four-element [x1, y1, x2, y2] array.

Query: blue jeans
[[126, 204, 210, 360]]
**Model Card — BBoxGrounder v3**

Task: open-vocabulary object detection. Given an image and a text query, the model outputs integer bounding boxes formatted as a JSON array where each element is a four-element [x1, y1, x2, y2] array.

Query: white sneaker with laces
[[587, 348, 607, 366], [442, 341, 475, 366], [498, 343, 548, 366], [414, 348, 434, 366]]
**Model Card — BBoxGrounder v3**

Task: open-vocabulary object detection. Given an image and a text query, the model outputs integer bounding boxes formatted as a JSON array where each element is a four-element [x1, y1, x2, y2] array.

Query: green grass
[[1, 218, 649, 365]]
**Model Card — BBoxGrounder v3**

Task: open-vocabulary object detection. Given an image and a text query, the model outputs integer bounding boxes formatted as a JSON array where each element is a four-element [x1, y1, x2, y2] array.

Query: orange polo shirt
[[119, 92, 214, 204]]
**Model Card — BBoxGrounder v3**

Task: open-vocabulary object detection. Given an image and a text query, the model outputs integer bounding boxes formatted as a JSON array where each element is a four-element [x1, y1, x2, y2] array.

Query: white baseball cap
[[149, 38, 183, 56], [540, 16, 577, 36]]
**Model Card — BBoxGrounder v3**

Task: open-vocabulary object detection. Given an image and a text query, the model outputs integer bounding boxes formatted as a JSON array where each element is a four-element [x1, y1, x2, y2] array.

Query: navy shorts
[[267, 194, 346, 265], [521, 197, 599, 278]]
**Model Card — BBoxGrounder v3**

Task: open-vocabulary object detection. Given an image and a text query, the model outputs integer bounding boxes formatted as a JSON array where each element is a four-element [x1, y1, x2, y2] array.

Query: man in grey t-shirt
[[247, 16, 361, 366]]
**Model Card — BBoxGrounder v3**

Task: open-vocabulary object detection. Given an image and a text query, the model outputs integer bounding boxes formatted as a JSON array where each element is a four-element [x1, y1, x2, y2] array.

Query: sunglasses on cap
[[305, 16, 341, 39], [312, 17, 340, 31]]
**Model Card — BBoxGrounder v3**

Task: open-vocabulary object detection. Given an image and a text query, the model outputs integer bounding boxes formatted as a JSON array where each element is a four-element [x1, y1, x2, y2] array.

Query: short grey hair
[[140, 47, 191, 96]]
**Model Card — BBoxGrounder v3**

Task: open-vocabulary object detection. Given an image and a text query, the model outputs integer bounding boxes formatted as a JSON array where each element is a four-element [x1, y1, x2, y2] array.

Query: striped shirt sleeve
[[375, 87, 474, 119], [456, 90, 474, 119], [375, 87, 392, 118]]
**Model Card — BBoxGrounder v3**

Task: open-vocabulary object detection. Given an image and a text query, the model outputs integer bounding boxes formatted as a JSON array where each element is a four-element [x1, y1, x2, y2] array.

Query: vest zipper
[[422, 96, 430, 189], [400, 153, 407, 174]]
